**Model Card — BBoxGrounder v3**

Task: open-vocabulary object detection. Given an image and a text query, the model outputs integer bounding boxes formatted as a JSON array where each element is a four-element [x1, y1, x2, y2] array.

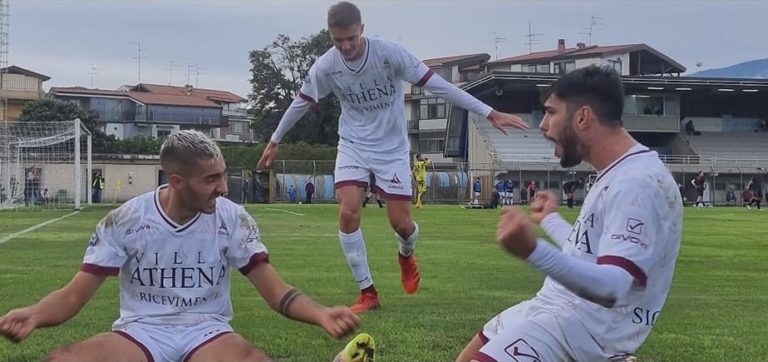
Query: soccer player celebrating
[[0, 130, 359, 362], [457, 66, 683, 362], [412, 154, 431, 209], [257, 1, 527, 313]]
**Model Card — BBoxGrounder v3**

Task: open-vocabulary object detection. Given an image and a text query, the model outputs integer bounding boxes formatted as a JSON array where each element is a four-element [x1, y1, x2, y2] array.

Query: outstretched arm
[[245, 262, 359, 338], [0, 271, 107, 343], [421, 74, 528, 133], [258, 97, 313, 170]]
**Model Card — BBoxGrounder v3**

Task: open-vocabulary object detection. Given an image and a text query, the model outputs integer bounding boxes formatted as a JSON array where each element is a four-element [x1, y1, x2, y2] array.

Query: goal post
[[0, 119, 92, 210]]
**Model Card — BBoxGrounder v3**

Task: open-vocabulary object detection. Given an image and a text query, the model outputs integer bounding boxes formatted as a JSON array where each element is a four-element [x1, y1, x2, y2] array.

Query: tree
[[18, 99, 111, 151], [248, 30, 340, 145]]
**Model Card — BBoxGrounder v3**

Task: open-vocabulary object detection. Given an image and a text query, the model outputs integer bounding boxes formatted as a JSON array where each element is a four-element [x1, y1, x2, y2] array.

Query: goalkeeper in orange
[[412, 154, 431, 208]]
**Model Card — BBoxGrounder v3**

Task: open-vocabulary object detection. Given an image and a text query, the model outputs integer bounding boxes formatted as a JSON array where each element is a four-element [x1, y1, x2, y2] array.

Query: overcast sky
[[12, 0, 768, 98]]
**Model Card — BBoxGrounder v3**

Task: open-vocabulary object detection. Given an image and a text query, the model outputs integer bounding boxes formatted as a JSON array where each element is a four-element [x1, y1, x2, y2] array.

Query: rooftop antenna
[[131, 41, 147, 83], [490, 31, 507, 60], [87, 63, 98, 88], [579, 16, 604, 45], [194, 63, 203, 88], [185, 63, 192, 86], [524, 22, 544, 53], [166, 59, 179, 85]]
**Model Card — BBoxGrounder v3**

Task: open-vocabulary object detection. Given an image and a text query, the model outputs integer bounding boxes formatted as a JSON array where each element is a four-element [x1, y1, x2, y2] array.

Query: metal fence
[[223, 159, 761, 207]]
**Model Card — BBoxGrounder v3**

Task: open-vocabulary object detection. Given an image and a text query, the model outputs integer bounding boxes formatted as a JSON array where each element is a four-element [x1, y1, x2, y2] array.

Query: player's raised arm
[[0, 271, 107, 343], [244, 263, 360, 338]]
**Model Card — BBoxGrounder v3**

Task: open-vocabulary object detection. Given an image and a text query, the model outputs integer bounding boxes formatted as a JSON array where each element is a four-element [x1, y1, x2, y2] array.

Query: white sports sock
[[339, 229, 373, 289], [396, 222, 419, 257]]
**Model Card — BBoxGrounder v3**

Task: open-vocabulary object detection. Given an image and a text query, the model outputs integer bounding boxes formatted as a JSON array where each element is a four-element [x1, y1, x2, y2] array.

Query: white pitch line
[[0, 210, 80, 245], [264, 208, 305, 216]]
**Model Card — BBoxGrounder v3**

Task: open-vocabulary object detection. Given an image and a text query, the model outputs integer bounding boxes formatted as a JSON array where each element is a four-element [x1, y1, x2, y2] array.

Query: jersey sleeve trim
[[298, 91, 317, 105], [80, 263, 120, 276], [597, 255, 647, 287], [238, 252, 270, 275], [415, 69, 434, 87]]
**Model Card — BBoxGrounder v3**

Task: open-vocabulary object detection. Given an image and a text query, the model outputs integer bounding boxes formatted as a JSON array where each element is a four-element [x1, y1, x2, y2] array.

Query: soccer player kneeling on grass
[[0, 130, 359, 362], [456, 66, 683, 362]]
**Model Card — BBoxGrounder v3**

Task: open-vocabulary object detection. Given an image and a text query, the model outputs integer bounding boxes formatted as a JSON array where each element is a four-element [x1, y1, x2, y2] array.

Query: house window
[[411, 86, 423, 95], [554, 61, 575, 74], [521, 63, 550, 73], [418, 132, 446, 153], [608, 59, 622, 73], [418, 98, 446, 120]]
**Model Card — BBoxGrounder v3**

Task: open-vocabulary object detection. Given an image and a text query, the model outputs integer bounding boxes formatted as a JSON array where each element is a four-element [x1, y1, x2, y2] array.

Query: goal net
[[0, 119, 92, 210]]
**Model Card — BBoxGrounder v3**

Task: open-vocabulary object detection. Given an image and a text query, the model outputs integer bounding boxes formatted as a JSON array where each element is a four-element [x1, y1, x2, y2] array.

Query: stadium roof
[[460, 71, 768, 98], [423, 53, 490, 68]]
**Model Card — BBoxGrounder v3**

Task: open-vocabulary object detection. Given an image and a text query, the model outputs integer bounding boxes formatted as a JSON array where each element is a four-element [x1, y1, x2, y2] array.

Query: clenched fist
[[0, 308, 37, 343], [497, 207, 538, 259], [317, 306, 361, 339], [530, 191, 559, 224]]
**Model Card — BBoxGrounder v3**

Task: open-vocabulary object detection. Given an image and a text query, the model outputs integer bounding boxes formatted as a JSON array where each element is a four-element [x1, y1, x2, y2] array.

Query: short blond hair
[[159, 130, 222, 175]]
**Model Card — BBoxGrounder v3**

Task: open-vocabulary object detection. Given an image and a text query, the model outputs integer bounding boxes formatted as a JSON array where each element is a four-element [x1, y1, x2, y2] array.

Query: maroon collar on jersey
[[153, 185, 201, 232], [594, 148, 653, 185], [341, 37, 370, 74]]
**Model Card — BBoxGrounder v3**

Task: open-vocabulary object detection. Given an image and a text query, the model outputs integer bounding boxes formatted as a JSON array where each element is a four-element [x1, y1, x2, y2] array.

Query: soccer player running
[[0, 130, 359, 362], [456, 66, 683, 362], [412, 154, 431, 209], [745, 171, 763, 210], [257, 1, 527, 313]]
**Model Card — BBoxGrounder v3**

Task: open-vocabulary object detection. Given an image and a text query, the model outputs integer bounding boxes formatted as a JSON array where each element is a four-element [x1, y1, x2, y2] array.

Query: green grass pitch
[[0, 204, 766, 361]]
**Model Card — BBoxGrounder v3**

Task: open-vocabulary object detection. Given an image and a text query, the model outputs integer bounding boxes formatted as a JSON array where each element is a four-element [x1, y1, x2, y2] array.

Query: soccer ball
[[298, 201, 302, 204]]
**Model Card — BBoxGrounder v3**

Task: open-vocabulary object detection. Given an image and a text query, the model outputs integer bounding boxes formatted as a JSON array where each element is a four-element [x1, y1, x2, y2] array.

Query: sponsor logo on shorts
[[504, 338, 541, 361], [338, 165, 362, 170]]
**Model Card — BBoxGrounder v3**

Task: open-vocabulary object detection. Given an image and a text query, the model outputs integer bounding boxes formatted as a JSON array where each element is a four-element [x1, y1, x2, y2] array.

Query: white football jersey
[[81, 185, 268, 327], [535, 145, 683, 355], [300, 37, 431, 155]]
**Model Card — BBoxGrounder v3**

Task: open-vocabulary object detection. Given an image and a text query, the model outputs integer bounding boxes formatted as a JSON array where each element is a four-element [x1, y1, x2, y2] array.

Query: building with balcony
[[404, 53, 490, 165], [49, 83, 255, 142], [0, 66, 50, 121]]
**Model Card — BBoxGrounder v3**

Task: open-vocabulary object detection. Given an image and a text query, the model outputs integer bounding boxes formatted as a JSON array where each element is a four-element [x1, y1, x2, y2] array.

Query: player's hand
[[317, 306, 360, 339], [530, 191, 559, 224], [257, 142, 279, 170], [0, 308, 38, 343], [497, 207, 537, 259], [487, 110, 528, 135]]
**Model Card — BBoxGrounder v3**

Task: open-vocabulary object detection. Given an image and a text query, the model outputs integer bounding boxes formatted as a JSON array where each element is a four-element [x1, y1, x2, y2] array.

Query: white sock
[[397, 222, 419, 257], [339, 229, 373, 290]]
